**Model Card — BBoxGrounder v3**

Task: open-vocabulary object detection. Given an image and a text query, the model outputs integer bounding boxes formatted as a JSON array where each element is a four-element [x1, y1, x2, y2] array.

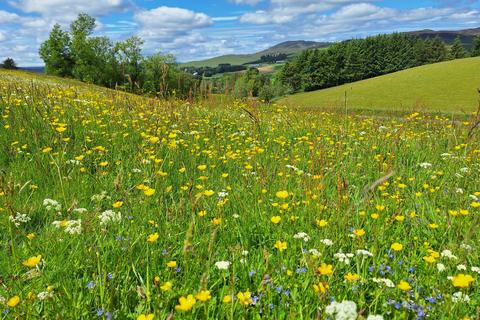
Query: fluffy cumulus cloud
[[135, 6, 212, 41], [133, 6, 219, 59]]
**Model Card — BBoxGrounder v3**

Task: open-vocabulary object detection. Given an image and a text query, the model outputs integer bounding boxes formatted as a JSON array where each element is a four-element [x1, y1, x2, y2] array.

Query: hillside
[[182, 40, 329, 68], [408, 27, 480, 49], [279, 57, 480, 113]]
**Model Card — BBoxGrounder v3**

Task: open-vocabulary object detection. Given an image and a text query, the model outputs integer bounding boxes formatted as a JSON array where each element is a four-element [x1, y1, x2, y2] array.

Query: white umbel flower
[[215, 261, 231, 270], [325, 300, 357, 320], [99, 210, 122, 226]]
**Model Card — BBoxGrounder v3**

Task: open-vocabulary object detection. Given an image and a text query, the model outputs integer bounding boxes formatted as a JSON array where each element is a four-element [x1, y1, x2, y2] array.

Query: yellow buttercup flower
[[275, 190, 289, 199], [143, 187, 156, 196], [270, 216, 281, 224], [222, 295, 232, 303], [344, 272, 360, 281], [318, 263, 333, 276], [160, 281, 172, 291], [166, 260, 177, 268], [316, 219, 328, 227], [274, 240, 287, 251], [452, 274, 475, 288], [397, 280, 412, 291], [175, 294, 196, 311], [313, 282, 329, 294], [204, 190, 215, 197], [112, 201, 123, 208], [195, 290, 211, 302], [22, 255, 42, 268], [7, 295, 20, 308], [390, 242, 403, 251], [137, 314, 154, 320], [147, 232, 159, 243], [353, 229, 365, 236], [236, 290, 253, 306]]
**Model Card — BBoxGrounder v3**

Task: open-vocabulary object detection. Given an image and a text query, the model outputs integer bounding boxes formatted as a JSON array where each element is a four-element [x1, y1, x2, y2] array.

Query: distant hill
[[279, 57, 480, 113], [20, 66, 45, 74], [182, 40, 330, 68], [183, 28, 480, 68], [407, 27, 480, 49]]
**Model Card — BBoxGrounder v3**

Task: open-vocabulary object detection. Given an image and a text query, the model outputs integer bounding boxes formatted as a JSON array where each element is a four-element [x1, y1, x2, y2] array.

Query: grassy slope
[[183, 54, 264, 68], [280, 57, 480, 113], [182, 42, 327, 68]]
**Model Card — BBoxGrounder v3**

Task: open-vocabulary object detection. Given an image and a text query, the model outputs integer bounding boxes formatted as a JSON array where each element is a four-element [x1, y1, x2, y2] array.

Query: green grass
[[1, 69, 480, 319], [280, 57, 480, 113]]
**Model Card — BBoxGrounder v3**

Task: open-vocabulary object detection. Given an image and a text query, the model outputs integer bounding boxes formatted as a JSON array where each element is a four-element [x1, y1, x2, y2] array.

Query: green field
[[280, 57, 480, 113]]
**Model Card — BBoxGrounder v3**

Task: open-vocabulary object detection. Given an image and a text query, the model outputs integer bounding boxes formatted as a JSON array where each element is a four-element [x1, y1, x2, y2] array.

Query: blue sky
[[0, 0, 479, 66]]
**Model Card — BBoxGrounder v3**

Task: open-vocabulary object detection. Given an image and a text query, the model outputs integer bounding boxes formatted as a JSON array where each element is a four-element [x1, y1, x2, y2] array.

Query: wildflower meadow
[[0, 70, 479, 319]]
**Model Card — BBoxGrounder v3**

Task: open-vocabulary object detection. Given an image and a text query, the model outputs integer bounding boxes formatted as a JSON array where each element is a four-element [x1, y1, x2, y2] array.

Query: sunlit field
[[1, 70, 479, 319]]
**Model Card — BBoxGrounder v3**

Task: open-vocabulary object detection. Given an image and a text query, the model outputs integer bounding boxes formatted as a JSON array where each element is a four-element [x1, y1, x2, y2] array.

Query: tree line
[[279, 33, 480, 93], [39, 13, 197, 98]]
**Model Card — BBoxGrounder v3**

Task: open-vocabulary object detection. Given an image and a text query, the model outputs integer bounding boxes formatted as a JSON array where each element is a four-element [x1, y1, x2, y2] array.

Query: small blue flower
[[87, 281, 96, 289]]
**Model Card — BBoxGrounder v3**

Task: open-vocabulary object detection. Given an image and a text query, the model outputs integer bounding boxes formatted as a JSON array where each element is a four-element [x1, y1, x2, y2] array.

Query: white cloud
[[9, 0, 129, 18], [0, 10, 20, 24], [239, 0, 366, 25], [134, 6, 214, 56], [0, 31, 6, 42], [230, 0, 263, 5]]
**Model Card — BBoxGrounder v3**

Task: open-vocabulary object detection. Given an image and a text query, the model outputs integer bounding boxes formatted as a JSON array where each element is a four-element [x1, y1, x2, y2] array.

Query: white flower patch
[[37, 291, 54, 300], [471, 266, 480, 274], [325, 300, 357, 320], [65, 220, 82, 234], [309, 249, 321, 257], [456, 264, 467, 271], [53, 219, 82, 234], [293, 232, 310, 242], [334, 252, 354, 265], [215, 261, 231, 270], [66, 160, 81, 165], [367, 316, 384, 320], [99, 210, 122, 226], [437, 263, 446, 272], [91, 191, 111, 203], [372, 278, 395, 288], [218, 191, 229, 198], [9, 212, 31, 226], [320, 239, 334, 246], [356, 249, 373, 257], [452, 292, 470, 303], [441, 250, 458, 260], [43, 199, 62, 212], [419, 162, 432, 169]]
